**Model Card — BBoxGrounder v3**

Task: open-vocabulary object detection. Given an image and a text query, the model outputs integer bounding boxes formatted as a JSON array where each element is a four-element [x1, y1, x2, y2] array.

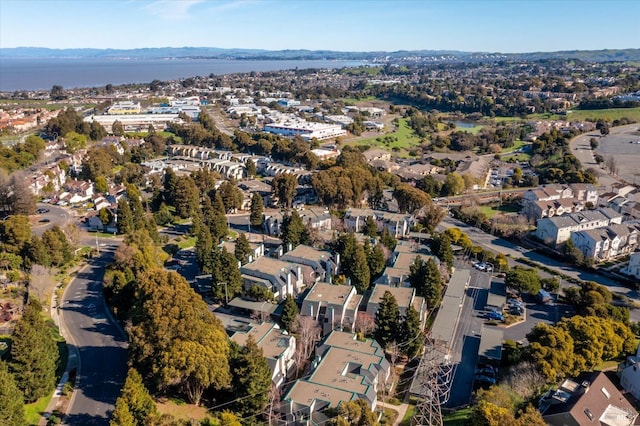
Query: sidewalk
[[377, 400, 410, 425]]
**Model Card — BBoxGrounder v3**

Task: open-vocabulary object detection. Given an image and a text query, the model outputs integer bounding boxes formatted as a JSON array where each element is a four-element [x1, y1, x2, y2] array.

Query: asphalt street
[[59, 241, 128, 425]]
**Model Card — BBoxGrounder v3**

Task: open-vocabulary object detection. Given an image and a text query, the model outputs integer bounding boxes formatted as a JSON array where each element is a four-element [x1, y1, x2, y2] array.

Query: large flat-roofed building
[[281, 331, 390, 424], [264, 119, 346, 141], [108, 101, 141, 115], [84, 113, 182, 133]]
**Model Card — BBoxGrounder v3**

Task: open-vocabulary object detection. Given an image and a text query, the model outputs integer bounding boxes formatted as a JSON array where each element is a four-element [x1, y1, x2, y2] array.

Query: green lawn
[[501, 152, 531, 162], [503, 140, 527, 152], [567, 107, 640, 122], [443, 407, 473, 426], [477, 203, 521, 219], [351, 118, 422, 152], [176, 236, 197, 249], [25, 396, 51, 425]]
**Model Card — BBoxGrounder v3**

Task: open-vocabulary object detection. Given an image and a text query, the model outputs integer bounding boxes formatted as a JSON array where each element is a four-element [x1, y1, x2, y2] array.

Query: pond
[[453, 121, 476, 128]]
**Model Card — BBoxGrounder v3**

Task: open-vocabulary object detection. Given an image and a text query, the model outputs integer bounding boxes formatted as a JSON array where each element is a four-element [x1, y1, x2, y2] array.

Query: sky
[[1, 0, 639, 53]]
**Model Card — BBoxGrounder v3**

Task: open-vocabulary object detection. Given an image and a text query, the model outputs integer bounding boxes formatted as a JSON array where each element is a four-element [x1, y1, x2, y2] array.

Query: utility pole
[[412, 336, 453, 426]]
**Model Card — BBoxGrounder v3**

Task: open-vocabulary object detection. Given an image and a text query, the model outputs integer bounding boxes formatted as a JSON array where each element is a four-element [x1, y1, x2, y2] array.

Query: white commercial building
[[264, 119, 346, 141]]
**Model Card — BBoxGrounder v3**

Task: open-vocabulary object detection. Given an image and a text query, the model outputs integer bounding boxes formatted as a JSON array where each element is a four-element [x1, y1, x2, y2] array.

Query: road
[[32, 203, 74, 235], [58, 240, 128, 425]]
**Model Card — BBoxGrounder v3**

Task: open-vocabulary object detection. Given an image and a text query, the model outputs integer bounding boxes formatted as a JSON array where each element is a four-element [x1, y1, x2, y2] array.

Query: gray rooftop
[[479, 325, 503, 361]]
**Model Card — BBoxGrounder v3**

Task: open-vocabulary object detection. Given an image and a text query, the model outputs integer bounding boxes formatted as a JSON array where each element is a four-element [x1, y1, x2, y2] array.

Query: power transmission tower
[[411, 336, 453, 426]]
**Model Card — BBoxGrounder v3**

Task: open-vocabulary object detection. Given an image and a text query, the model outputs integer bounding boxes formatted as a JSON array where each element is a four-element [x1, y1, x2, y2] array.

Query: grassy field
[[341, 95, 379, 104], [25, 396, 51, 425], [567, 107, 640, 122], [443, 407, 473, 425], [176, 236, 197, 249], [459, 124, 485, 135], [400, 404, 416, 426], [351, 118, 422, 152], [156, 397, 210, 423], [477, 203, 521, 219], [501, 152, 531, 162], [504, 140, 527, 152]]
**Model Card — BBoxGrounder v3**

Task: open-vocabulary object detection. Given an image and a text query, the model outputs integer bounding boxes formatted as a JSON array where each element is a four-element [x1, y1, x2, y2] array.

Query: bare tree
[[354, 312, 376, 337], [606, 156, 618, 177], [29, 264, 53, 305], [294, 315, 321, 374], [267, 382, 282, 426], [9, 171, 36, 215], [63, 223, 81, 248], [502, 361, 546, 399]]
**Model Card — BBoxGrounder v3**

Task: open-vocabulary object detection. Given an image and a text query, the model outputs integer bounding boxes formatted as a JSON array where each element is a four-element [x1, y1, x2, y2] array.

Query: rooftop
[[304, 282, 354, 306], [368, 285, 414, 309]]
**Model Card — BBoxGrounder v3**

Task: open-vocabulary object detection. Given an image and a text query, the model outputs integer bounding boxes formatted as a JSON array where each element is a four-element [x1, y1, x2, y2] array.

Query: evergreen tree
[[431, 233, 454, 271], [110, 368, 157, 426], [207, 247, 242, 303], [401, 306, 424, 359], [249, 192, 264, 228], [174, 176, 200, 219], [349, 244, 370, 293], [234, 233, 251, 264], [280, 294, 299, 332], [363, 216, 377, 238], [246, 158, 256, 177], [10, 299, 58, 402], [213, 192, 226, 215], [375, 291, 400, 348], [0, 360, 25, 426], [380, 227, 397, 250], [366, 241, 386, 280], [281, 210, 305, 250], [117, 199, 134, 236], [423, 258, 443, 309], [162, 167, 178, 207], [195, 225, 213, 270], [218, 181, 243, 213], [229, 336, 272, 418]]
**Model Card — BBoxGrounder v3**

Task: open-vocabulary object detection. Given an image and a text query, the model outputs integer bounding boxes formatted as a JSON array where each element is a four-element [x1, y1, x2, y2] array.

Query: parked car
[[39, 218, 50, 223], [36, 208, 50, 214], [475, 374, 496, 384], [487, 310, 504, 321]]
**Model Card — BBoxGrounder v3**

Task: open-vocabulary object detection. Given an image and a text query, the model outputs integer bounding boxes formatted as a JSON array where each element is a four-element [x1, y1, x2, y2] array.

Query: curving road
[[59, 240, 128, 425]]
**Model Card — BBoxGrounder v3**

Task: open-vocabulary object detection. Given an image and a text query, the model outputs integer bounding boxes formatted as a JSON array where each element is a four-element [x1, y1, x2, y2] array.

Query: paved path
[[377, 400, 410, 425]]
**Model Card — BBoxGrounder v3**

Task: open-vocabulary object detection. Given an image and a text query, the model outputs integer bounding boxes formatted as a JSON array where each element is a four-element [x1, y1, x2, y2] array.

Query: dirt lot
[[597, 124, 640, 184]]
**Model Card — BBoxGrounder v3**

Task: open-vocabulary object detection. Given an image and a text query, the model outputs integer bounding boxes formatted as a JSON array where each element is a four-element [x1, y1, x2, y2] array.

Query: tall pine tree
[[110, 368, 157, 426], [10, 299, 58, 402], [280, 294, 299, 332], [228, 336, 272, 418], [375, 291, 400, 349], [234, 233, 251, 265], [249, 192, 264, 228], [401, 306, 424, 359], [0, 360, 25, 426]]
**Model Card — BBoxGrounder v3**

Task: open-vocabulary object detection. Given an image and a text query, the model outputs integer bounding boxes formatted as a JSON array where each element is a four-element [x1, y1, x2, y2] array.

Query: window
[[601, 386, 611, 399]]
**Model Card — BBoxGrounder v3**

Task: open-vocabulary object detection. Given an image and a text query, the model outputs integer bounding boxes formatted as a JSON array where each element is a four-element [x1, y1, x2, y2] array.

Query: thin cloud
[[143, 0, 205, 21], [204, 0, 266, 15]]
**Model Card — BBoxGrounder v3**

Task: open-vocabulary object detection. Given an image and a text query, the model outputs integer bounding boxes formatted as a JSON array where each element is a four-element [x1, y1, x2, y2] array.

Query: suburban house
[[366, 284, 427, 328], [281, 245, 340, 285], [299, 208, 333, 231], [300, 282, 362, 335], [263, 211, 284, 236], [62, 179, 94, 204], [623, 252, 640, 281], [230, 321, 296, 388], [240, 257, 303, 301], [571, 222, 640, 262], [535, 208, 623, 246], [618, 343, 640, 402], [375, 244, 438, 287], [281, 331, 390, 424], [522, 183, 598, 220], [344, 208, 412, 238], [539, 371, 638, 426]]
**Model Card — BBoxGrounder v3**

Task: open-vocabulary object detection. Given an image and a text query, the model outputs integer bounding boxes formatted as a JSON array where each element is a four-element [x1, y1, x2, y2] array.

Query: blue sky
[[1, 0, 639, 53]]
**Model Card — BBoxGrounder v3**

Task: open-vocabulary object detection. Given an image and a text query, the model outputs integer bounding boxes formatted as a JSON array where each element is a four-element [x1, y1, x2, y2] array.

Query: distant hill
[[2, 47, 639, 62]]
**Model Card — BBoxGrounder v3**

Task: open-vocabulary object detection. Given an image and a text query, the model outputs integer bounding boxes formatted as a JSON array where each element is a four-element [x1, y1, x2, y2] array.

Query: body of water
[[0, 57, 368, 92]]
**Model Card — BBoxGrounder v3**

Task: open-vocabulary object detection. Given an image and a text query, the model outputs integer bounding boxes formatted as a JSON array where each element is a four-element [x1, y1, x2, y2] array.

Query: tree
[[363, 216, 378, 238], [162, 167, 179, 207], [441, 172, 465, 196], [110, 368, 157, 426], [117, 199, 134, 236], [333, 398, 378, 426], [295, 315, 321, 366], [380, 227, 397, 250], [246, 285, 275, 303], [281, 210, 306, 250], [375, 291, 400, 348], [233, 233, 250, 265], [431, 233, 453, 271], [228, 336, 272, 417], [206, 247, 243, 303], [98, 207, 113, 229], [280, 294, 299, 333], [393, 183, 431, 213], [218, 181, 243, 213], [409, 256, 442, 309], [348, 244, 370, 293], [50, 84, 66, 100], [589, 138, 599, 150], [246, 158, 256, 177], [419, 204, 447, 232], [0, 215, 31, 254], [8, 172, 36, 215], [129, 270, 231, 405], [95, 175, 108, 194], [249, 192, 264, 228], [112, 120, 125, 137], [366, 241, 386, 280], [65, 131, 88, 154], [272, 173, 298, 208], [0, 361, 25, 426], [10, 299, 58, 402], [354, 312, 376, 337], [174, 176, 200, 219], [400, 306, 424, 358], [526, 323, 576, 381], [505, 267, 541, 294]]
